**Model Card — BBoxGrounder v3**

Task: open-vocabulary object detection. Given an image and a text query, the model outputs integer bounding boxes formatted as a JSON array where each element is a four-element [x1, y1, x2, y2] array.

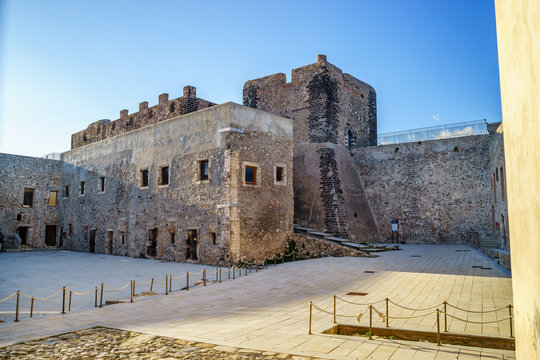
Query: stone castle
[[0, 55, 509, 266]]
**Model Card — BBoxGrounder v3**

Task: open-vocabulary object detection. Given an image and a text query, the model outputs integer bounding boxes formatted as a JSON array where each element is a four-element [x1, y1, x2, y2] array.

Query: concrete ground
[[0, 245, 514, 359]]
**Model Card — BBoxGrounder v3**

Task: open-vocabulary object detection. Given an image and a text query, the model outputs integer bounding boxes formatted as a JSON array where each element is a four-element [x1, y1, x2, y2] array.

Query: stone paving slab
[[0, 245, 514, 359]]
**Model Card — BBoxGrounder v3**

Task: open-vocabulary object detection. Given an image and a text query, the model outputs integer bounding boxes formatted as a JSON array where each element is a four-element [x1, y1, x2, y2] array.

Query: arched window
[[346, 129, 353, 149], [500, 167, 505, 201]]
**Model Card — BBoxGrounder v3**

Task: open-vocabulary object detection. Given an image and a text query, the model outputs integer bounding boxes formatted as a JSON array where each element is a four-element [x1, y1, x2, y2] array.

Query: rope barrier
[[19, 288, 63, 300], [441, 311, 514, 324], [66, 286, 99, 296], [336, 295, 386, 306], [387, 299, 443, 311], [102, 282, 131, 291], [0, 292, 17, 303], [445, 303, 509, 313]]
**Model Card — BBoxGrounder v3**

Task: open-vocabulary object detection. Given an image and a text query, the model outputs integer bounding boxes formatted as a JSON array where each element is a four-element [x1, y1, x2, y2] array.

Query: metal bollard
[[150, 278, 154, 292], [69, 291, 72, 312], [436, 309, 441, 346], [30, 297, 34, 318], [443, 301, 447, 332], [203, 269, 207, 286], [130, 281, 134, 303], [165, 275, 168, 295], [99, 283, 104, 308], [369, 305, 373, 339], [14, 291, 20, 322], [309, 301, 313, 335], [509, 304, 514, 338], [333, 294, 336, 323], [62, 286, 66, 314], [385, 298, 389, 327]]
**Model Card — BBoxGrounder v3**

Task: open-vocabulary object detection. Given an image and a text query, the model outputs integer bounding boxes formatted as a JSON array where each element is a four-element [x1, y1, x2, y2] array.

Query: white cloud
[[432, 114, 440, 121]]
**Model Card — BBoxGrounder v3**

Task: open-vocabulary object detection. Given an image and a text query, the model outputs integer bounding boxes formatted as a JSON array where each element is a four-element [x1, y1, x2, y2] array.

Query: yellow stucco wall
[[494, 0, 540, 358]]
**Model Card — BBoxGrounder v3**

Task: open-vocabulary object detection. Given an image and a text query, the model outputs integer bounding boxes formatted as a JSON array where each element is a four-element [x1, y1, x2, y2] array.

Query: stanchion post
[[95, 287, 98, 307], [169, 274, 172, 293], [245, 265, 247, 276], [265, 258, 268, 269], [309, 301, 313, 335], [130, 280, 134, 303], [69, 291, 72, 312], [215, 268, 218, 282], [203, 269, 207, 286], [443, 301, 447, 332], [30, 297, 34, 318], [436, 309, 441, 346], [509, 304, 514, 338], [165, 275, 168, 295], [228, 265, 231, 279], [186, 272, 189, 290], [233, 266, 236, 280], [150, 278, 154, 292], [62, 286, 66, 314], [14, 291, 20, 322], [385, 298, 389, 328], [369, 305, 373, 339], [219, 267, 222, 283], [99, 283, 104, 308], [133, 280, 136, 298], [333, 294, 336, 323]]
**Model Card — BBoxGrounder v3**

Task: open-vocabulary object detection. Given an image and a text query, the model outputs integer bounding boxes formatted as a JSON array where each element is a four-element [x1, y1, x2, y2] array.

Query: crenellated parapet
[[71, 86, 216, 149]]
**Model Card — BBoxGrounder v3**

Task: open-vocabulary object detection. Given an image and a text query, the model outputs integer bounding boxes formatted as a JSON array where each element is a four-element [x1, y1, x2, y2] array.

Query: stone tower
[[243, 55, 381, 242]]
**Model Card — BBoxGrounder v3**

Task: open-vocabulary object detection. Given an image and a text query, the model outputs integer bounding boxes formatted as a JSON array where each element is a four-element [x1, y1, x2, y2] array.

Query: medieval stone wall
[[488, 123, 509, 250], [355, 135, 493, 244], [71, 86, 215, 149], [0, 153, 61, 247], [60, 103, 293, 265]]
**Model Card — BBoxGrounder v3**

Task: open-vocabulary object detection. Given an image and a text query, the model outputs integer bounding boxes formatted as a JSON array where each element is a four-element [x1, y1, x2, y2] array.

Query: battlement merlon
[[71, 85, 216, 149]]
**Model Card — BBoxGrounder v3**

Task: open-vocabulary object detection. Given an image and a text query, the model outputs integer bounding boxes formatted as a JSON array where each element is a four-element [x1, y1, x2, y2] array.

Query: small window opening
[[276, 166, 284, 183], [199, 160, 209, 180], [48, 190, 58, 207], [395, 147, 399, 153], [140, 169, 149, 187], [69, 223, 73, 236], [454, 146, 459, 152], [23, 188, 34, 207], [169, 231, 175, 245], [120, 232, 125, 245], [16, 214, 22, 221], [160, 166, 169, 185], [500, 167, 505, 201], [210, 231, 216, 245], [354, 213, 358, 218], [245, 166, 257, 185], [346, 129, 353, 149], [495, 170, 499, 182], [99, 177, 105, 192], [80, 181, 85, 195], [64, 185, 69, 198]]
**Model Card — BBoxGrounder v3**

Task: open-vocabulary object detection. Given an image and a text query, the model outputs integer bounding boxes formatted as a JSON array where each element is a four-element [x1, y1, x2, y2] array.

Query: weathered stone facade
[[488, 123, 509, 250], [0, 153, 61, 248], [71, 86, 215, 149], [244, 55, 380, 242], [355, 135, 493, 244], [60, 103, 293, 264]]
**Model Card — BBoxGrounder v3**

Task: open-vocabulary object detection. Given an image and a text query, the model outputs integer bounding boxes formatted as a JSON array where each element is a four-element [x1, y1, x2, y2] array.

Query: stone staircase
[[293, 224, 368, 251]]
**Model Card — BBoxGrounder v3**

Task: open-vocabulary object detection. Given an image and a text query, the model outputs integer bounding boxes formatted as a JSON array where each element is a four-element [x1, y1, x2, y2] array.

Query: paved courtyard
[[0, 245, 514, 359]]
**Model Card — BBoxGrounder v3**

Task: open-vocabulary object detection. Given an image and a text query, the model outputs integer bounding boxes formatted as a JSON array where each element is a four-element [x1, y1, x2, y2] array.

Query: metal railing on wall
[[0, 248, 308, 323]]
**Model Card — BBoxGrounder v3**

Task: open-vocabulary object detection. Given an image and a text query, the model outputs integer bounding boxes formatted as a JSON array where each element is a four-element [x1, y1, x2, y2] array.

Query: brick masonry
[[355, 135, 493, 244], [0, 153, 61, 247]]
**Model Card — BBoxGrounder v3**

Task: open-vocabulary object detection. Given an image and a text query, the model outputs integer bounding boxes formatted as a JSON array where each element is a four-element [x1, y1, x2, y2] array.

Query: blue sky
[[0, 0, 501, 157]]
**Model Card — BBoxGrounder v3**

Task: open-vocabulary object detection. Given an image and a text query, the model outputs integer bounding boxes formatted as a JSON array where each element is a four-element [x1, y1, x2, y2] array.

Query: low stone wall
[[482, 248, 511, 271], [289, 233, 367, 258]]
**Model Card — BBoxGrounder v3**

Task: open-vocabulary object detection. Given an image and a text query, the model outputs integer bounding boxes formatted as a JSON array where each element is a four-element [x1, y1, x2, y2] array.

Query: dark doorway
[[18, 226, 29, 246], [147, 228, 158, 257], [45, 225, 57, 246], [186, 229, 198, 260], [106, 231, 113, 254], [89, 229, 96, 253]]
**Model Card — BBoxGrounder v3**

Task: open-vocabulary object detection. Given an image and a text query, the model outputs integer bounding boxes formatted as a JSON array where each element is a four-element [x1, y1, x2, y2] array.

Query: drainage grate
[[364, 271, 375, 273], [346, 292, 368, 296], [410, 255, 421, 257]]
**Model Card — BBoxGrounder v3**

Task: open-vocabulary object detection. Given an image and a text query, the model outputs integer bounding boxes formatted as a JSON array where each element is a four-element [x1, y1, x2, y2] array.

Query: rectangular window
[[276, 166, 284, 182], [99, 177, 105, 192], [245, 166, 257, 185], [210, 231, 216, 245], [80, 181, 85, 195], [23, 188, 34, 207], [160, 166, 169, 185], [120, 232, 125, 245], [63, 185, 69, 198], [170, 231, 175, 245], [140, 169, 149, 187], [69, 223, 72, 236], [199, 160, 209, 181], [48, 190, 58, 207]]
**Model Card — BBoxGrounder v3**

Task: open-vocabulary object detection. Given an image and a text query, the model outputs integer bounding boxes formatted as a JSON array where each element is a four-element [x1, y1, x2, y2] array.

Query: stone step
[[307, 231, 331, 237], [343, 242, 362, 248], [294, 226, 315, 232], [324, 236, 350, 243]]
